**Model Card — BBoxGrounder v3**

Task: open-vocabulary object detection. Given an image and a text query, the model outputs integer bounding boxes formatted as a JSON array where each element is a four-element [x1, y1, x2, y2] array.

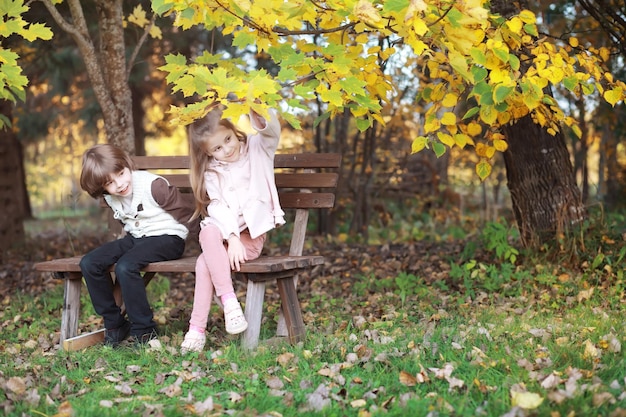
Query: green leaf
[[281, 112, 302, 129], [476, 160, 492, 180], [471, 66, 488, 83], [355, 117, 371, 132], [233, 30, 256, 49], [433, 142, 446, 158], [382, 0, 409, 13], [493, 84, 514, 103], [509, 54, 520, 71], [151, 0, 170, 15], [294, 83, 316, 99], [470, 48, 487, 66], [462, 107, 479, 120], [563, 76, 578, 92], [339, 76, 366, 96], [524, 23, 538, 37], [277, 67, 298, 82]]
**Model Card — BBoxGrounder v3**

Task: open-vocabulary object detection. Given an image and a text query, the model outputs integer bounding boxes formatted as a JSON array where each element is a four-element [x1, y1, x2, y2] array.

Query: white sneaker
[[223, 299, 248, 334], [180, 329, 206, 354]]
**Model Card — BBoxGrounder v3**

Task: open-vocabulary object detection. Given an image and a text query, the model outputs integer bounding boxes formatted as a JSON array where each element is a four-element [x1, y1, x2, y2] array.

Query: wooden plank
[[279, 193, 335, 209], [242, 280, 266, 350], [276, 276, 306, 344], [275, 153, 341, 169], [61, 272, 83, 342], [275, 172, 338, 188], [62, 329, 105, 351]]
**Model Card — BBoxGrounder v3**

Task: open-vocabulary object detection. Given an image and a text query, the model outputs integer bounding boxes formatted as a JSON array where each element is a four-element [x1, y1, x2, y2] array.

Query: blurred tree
[[0, 2, 52, 251]]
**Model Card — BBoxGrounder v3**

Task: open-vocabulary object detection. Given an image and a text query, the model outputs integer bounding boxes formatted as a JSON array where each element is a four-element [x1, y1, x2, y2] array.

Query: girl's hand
[[227, 234, 248, 271]]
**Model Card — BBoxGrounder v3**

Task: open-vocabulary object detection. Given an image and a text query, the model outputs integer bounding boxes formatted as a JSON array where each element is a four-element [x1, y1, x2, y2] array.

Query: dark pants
[[79, 234, 185, 336]]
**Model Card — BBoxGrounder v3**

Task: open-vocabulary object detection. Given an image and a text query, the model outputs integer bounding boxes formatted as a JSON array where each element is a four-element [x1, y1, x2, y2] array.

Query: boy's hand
[[227, 235, 247, 271]]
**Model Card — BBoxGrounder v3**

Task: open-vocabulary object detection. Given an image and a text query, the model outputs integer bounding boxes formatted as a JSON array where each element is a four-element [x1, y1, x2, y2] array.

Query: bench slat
[[279, 192, 335, 209], [160, 172, 339, 190], [34, 255, 324, 275]]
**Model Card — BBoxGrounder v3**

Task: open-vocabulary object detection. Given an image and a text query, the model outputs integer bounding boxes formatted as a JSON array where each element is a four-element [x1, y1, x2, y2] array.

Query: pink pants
[[189, 224, 265, 330]]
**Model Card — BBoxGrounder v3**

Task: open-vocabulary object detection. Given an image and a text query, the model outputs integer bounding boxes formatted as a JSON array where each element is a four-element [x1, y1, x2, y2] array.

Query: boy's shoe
[[104, 321, 131, 347], [180, 329, 206, 354], [130, 328, 159, 346], [223, 299, 248, 335]]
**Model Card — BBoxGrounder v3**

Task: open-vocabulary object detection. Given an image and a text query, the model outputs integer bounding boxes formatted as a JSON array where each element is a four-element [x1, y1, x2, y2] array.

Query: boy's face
[[205, 125, 241, 163], [104, 167, 133, 197]]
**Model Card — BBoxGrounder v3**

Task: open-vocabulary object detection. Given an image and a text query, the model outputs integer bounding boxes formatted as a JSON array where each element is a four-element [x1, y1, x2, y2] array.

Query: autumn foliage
[[152, 0, 625, 179]]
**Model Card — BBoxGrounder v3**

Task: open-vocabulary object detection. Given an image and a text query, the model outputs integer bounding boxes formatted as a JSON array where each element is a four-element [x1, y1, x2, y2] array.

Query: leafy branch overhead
[[152, 0, 625, 179], [0, 0, 52, 127]]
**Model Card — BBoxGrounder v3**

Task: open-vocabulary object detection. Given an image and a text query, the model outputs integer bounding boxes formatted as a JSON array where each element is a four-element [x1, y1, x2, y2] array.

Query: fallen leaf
[[583, 339, 599, 360], [351, 398, 367, 407], [510, 390, 544, 409], [399, 370, 416, 386], [6, 376, 26, 395]]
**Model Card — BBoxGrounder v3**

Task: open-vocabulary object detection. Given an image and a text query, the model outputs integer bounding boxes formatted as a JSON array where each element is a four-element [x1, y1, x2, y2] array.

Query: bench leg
[[242, 279, 265, 350], [60, 272, 83, 344], [276, 275, 299, 337], [276, 276, 306, 344]]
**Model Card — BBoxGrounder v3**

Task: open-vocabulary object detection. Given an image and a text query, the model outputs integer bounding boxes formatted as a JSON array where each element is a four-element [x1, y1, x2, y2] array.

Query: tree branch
[[126, 12, 156, 80]]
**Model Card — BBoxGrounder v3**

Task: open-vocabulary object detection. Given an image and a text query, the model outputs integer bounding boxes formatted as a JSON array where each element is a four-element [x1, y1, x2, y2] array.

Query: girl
[[181, 105, 285, 354], [79, 144, 196, 346]]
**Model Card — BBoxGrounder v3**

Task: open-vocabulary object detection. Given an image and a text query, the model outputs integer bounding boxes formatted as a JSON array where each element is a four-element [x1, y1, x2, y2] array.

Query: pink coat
[[200, 110, 286, 239]]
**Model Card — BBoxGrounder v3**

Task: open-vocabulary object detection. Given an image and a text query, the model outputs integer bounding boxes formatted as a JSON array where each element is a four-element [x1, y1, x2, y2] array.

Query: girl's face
[[103, 167, 133, 197], [205, 125, 241, 163]]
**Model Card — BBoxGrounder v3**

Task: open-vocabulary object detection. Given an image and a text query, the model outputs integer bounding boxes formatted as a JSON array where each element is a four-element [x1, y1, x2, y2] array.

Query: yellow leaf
[[128, 5, 149, 27], [604, 87, 623, 106], [569, 37, 579, 48], [442, 93, 458, 107], [475, 142, 488, 157], [467, 121, 482, 136], [454, 133, 471, 148], [437, 132, 455, 147], [412, 18, 429, 36], [518, 10, 536, 24], [508, 17, 523, 34], [441, 112, 457, 126], [412, 136, 428, 153], [354, 0, 382, 28], [599, 47, 611, 62], [510, 391, 544, 409], [493, 139, 508, 152], [583, 339, 599, 360], [479, 105, 497, 125]]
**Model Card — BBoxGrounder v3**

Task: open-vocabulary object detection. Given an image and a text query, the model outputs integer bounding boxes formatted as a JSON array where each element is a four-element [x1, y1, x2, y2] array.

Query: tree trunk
[[492, 0, 587, 248], [40, 0, 136, 153], [501, 116, 586, 247], [0, 101, 26, 261]]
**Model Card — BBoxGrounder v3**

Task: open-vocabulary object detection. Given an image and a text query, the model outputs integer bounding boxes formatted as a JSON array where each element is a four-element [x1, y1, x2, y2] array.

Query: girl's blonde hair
[[80, 144, 135, 199], [188, 106, 247, 220]]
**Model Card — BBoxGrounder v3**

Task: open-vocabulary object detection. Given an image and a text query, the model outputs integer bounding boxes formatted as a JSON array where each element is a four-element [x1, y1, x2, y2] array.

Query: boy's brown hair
[[80, 144, 136, 199]]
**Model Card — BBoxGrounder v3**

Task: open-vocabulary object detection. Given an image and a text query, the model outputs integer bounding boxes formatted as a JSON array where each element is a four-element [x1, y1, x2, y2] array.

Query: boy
[[79, 144, 196, 346]]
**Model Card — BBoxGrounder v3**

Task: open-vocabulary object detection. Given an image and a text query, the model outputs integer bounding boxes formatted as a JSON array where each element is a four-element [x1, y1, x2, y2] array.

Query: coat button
[[135, 221, 140, 227]]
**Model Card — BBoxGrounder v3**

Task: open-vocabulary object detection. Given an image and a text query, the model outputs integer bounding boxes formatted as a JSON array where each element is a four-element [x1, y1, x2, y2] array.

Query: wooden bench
[[34, 153, 341, 351]]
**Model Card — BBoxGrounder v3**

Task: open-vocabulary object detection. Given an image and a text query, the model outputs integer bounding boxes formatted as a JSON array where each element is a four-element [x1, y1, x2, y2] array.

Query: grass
[[2, 209, 626, 416]]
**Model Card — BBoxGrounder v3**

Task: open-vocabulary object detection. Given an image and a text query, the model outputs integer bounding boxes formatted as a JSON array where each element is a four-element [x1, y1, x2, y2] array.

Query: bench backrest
[[117, 153, 341, 256]]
